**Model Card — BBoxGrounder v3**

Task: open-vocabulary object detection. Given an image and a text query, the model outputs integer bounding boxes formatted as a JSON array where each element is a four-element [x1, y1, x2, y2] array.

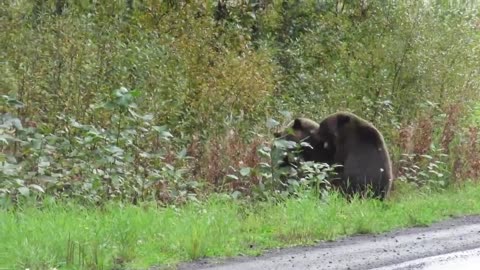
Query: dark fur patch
[[316, 112, 393, 200]]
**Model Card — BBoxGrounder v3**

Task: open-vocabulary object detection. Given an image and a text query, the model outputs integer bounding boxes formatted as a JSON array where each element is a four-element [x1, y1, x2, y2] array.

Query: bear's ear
[[325, 117, 338, 135], [292, 118, 302, 129], [337, 114, 351, 128], [324, 113, 350, 137]]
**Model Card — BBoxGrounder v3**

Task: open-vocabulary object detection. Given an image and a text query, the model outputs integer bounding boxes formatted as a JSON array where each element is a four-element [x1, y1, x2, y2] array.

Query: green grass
[[2, 183, 480, 269]]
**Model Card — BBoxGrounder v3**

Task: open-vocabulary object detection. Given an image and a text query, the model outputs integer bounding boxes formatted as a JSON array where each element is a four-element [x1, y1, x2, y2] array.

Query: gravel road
[[178, 215, 480, 270]]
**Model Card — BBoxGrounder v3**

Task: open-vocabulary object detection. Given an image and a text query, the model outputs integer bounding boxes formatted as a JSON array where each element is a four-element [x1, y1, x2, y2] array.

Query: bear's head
[[274, 118, 319, 143], [274, 118, 334, 164]]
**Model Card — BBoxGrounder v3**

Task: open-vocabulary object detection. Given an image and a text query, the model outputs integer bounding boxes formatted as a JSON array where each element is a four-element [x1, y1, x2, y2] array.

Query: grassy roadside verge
[[2, 183, 480, 269]]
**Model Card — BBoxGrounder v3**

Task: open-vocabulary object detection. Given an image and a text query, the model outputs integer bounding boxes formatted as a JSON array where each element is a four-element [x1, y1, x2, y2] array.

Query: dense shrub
[[1, 0, 480, 203]]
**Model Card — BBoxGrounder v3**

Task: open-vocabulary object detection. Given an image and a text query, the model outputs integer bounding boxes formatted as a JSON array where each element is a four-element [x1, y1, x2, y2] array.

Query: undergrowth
[[2, 1, 480, 204]]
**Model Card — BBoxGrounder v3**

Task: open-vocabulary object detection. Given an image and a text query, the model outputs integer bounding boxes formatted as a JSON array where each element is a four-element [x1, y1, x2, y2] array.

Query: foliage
[[1, 0, 480, 202], [1, 90, 195, 204], [259, 138, 337, 199], [397, 149, 450, 190]]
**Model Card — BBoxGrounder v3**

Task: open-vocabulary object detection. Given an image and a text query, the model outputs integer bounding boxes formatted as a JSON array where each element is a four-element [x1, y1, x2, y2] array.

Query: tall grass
[[2, 183, 480, 269]]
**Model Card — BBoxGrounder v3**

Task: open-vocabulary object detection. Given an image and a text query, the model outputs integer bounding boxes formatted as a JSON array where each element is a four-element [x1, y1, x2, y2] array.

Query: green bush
[[1, 0, 480, 203]]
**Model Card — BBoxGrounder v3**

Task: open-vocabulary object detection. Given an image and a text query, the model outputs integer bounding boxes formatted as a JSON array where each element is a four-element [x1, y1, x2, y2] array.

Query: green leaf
[[139, 152, 151, 158], [29, 184, 45, 193], [18, 187, 30, 196], [177, 148, 187, 159], [142, 114, 154, 121], [107, 146, 124, 156], [226, 174, 239, 180], [258, 147, 271, 158], [153, 126, 173, 140], [279, 111, 292, 118], [38, 160, 51, 168], [274, 139, 297, 150], [69, 118, 85, 128], [0, 116, 23, 130], [0, 134, 19, 144], [300, 141, 313, 149], [266, 118, 280, 129], [239, 167, 251, 176], [2, 95, 24, 108], [128, 108, 153, 121], [231, 190, 242, 199], [115, 87, 129, 97], [130, 89, 142, 97]]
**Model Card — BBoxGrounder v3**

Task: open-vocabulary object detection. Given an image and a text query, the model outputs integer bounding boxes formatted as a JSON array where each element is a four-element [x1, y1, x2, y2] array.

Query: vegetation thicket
[[1, 1, 480, 204]]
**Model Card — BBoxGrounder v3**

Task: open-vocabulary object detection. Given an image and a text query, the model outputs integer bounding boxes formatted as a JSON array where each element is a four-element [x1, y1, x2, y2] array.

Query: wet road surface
[[179, 215, 480, 270], [374, 247, 480, 269]]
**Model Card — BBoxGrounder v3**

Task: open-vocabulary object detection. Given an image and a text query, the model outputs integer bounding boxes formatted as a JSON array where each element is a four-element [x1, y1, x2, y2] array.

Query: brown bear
[[314, 112, 393, 200], [274, 118, 335, 166]]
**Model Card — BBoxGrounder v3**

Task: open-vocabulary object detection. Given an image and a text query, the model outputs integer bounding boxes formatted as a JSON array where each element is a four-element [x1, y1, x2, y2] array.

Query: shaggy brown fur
[[315, 112, 393, 200]]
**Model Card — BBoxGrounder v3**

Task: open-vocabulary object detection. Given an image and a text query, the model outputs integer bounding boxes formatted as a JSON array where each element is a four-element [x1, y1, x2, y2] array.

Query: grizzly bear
[[314, 112, 393, 200]]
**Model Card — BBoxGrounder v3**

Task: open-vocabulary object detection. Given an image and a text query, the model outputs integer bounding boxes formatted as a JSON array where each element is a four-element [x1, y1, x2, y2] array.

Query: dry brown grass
[[187, 130, 266, 194], [412, 115, 434, 156], [394, 104, 480, 185], [453, 126, 480, 181], [441, 104, 462, 153]]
